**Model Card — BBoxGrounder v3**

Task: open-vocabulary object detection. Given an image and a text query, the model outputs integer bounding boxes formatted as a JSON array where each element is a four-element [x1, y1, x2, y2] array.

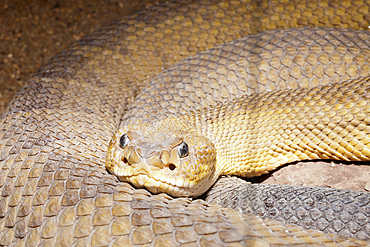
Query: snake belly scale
[[1, 0, 370, 246]]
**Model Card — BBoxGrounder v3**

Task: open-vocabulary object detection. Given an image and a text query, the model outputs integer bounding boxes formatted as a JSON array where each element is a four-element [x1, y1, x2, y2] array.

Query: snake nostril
[[123, 157, 128, 164], [168, 164, 176, 171]]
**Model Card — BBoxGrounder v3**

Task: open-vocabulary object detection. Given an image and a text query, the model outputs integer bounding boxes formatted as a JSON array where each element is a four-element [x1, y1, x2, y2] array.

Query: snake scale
[[2, 0, 370, 246]]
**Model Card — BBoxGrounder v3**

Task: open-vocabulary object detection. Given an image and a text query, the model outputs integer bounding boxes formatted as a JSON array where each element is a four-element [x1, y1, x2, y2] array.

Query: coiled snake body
[[2, 0, 370, 246]]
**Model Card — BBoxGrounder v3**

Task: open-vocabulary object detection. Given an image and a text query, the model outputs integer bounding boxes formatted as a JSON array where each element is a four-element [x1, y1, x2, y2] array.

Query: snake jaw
[[112, 148, 213, 197]]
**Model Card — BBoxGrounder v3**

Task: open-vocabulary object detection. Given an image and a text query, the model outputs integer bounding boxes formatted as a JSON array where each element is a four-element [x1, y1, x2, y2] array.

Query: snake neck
[[186, 77, 370, 178]]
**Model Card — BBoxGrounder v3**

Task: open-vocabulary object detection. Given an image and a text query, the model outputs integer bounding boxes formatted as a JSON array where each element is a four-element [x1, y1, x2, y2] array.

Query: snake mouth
[[119, 172, 195, 197], [112, 162, 195, 196], [114, 165, 218, 197], [128, 174, 184, 195]]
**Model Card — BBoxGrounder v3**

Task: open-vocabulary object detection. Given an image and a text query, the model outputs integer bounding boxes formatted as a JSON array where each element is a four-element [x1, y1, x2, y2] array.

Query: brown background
[[0, 0, 165, 114]]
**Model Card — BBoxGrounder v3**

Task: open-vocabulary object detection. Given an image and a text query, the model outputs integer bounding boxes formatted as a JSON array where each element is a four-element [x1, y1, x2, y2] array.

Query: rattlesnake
[[1, 0, 370, 246]]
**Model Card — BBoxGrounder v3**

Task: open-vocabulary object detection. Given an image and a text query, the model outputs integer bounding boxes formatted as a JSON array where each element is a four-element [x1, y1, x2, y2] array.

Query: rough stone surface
[[260, 161, 370, 192]]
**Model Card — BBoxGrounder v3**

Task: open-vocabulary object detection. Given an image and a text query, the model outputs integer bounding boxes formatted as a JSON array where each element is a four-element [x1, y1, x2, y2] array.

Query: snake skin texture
[[107, 28, 370, 198], [122, 29, 370, 126], [1, 0, 370, 246], [206, 176, 370, 241]]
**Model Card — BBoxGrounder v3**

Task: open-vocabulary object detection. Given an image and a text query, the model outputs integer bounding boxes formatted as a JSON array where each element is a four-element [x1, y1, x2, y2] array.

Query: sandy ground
[[1, 0, 369, 192], [0, 0, 166, 113]]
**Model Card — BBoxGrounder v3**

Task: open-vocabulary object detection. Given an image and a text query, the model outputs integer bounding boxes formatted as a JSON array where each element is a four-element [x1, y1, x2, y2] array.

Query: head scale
[[106, 118, 218, 197]]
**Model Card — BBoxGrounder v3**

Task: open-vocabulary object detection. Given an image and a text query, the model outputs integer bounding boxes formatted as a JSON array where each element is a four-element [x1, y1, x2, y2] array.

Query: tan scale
[[1, 0, 370, 246]]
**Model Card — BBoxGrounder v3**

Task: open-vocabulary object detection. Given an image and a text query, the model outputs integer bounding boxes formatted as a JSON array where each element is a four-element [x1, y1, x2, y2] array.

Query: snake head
[[106, 118, 218, 197]]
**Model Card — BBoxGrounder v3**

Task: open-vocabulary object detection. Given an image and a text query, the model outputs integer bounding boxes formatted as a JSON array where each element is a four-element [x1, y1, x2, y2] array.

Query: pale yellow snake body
[[1, 0, 370, 246], [107, 28, 370, 197]]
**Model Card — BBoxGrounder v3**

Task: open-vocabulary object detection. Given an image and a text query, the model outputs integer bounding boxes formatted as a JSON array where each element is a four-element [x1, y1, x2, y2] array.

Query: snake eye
[[177, 141, 189, 158], [119, 134, 130, 149]]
